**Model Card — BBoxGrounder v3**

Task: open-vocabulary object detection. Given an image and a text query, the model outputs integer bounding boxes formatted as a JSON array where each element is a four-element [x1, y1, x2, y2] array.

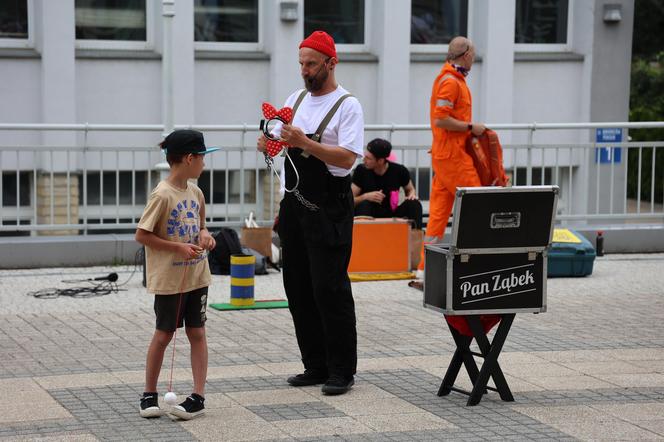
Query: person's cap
[[299, 31, 337, 59], [161, 129, 219, 155], [367, 138, 392, 160]]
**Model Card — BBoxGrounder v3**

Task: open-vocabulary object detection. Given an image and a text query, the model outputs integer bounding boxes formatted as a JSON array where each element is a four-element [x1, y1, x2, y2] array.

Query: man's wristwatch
[[468, 123, 473, 131]]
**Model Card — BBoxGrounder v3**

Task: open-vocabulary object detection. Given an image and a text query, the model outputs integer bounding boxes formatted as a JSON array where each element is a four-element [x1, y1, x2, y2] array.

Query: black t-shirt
[[352, 162, 411, 212]]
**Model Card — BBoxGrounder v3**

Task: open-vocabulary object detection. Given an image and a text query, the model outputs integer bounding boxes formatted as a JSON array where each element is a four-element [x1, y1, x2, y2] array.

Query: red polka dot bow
[[261, 102, 294, 157]]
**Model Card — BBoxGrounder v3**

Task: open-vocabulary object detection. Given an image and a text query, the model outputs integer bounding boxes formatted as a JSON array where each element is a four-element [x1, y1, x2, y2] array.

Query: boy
[[135, 129, 218, 420]]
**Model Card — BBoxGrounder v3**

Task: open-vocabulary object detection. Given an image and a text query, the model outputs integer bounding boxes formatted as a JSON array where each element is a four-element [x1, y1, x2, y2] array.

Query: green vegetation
[[628, 0, 664, 203]]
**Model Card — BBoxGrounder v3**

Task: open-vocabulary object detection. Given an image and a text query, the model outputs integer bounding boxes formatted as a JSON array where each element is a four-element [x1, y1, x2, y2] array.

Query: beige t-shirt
[[137, 180, 212, 295]]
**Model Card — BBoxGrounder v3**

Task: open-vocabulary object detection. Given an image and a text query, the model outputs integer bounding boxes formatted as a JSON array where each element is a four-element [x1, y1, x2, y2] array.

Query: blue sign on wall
[[595, 128, 622, 164]]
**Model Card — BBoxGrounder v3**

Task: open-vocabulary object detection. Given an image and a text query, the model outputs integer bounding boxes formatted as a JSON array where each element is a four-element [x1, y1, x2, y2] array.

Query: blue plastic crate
[[547, 229, 596, 277]]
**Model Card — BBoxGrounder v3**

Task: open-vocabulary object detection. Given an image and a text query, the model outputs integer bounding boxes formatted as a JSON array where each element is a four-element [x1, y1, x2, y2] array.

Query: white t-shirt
[[274, 85, 364, 177]]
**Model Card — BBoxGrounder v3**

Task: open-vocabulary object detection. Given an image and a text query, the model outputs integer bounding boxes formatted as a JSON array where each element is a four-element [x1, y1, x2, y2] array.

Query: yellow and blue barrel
[[230, 254, 255, 306]]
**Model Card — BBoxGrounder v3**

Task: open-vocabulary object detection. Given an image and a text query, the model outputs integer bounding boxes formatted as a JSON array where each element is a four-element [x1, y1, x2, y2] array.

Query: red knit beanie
[[299, 31, 337, 59]]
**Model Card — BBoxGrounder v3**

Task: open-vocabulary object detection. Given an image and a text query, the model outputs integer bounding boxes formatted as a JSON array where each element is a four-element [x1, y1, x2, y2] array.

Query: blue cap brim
[[201, 147, 220, 154]]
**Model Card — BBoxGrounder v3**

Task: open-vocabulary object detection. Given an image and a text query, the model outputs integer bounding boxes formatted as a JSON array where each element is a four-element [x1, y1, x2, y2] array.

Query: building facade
[[0, 0, 636, 233]]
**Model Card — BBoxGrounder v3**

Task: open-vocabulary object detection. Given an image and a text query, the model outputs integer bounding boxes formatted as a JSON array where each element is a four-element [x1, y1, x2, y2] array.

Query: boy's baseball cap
[[162, 129, 219, 155]]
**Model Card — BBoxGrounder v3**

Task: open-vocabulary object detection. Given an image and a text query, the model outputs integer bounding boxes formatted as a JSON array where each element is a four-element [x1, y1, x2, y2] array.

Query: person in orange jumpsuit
[[417, 36, 486, 277]]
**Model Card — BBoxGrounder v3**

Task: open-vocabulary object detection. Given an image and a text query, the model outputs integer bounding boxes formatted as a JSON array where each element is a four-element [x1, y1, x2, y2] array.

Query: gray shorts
[[154, 287, 208, 332]]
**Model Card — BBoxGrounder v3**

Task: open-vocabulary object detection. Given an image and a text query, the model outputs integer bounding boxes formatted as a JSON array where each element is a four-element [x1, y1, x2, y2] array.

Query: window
[[304, 0, 365, 46], [411, 0, 468, 45], [0, 0, 33, 48], [194, 0, 259, 44], [199, 170, 227, 203], [1, 171, 31, 207], [0, 0, 28, 39], [75, 0, 151, 49], [199, 170, 256, 204], [80, 171, 147, 205], [513, 167, 553, 186], [515, 0, 569, 44]]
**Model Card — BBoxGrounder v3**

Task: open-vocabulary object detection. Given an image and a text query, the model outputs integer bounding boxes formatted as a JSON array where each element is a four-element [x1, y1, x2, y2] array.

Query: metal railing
[[1, 121, 663, 235]]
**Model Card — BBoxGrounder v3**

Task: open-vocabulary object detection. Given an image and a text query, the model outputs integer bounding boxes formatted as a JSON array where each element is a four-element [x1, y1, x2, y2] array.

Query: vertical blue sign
[[595, 128, 622, 164]]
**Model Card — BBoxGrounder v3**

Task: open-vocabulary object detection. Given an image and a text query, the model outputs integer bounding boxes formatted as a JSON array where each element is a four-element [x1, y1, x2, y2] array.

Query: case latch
[[528, 251, 537, 261], [461, 254, 470, 263]]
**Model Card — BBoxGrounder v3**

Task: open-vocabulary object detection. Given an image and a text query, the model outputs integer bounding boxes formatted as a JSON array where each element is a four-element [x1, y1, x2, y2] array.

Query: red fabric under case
[[444, 314, 502, 337]]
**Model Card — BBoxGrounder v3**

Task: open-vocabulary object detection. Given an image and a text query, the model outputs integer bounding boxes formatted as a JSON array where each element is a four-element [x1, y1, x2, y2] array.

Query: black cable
[[28, 280, 122, 299], [27, 248, 143, 299]]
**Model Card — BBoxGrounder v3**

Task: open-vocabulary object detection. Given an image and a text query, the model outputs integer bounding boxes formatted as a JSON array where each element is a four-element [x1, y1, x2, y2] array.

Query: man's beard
[[304, 67, 329, 92]]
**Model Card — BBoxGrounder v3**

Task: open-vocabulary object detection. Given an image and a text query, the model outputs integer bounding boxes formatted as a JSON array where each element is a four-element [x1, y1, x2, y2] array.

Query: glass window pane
[[198, 170, 227, 203], [515, 0, 568, 44], [305, 0, 364, 45], [0, 0, 28, 39], [1, 172, 30, 207], [411, 0, 468, 44], [194, 0, 258, 43], [75, 0, 146, 41], [228, 170, 255, 203]]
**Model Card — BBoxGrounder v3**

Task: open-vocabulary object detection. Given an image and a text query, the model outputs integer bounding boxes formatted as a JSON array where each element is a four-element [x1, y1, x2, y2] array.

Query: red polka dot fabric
[[262, 103, 294, 157]]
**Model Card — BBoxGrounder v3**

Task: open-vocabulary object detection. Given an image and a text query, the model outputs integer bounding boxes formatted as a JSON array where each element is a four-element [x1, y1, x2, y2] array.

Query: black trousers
[[278, 194, 357, 377], [355, 198, 423, 229]]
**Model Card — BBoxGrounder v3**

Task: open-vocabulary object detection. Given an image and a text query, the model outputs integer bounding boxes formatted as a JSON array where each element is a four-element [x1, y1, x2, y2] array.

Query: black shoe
[[169, 393, 205, 420], [287, 369, 328, 387], [321, 375, 354, 395], [139, 392, 164, 418]]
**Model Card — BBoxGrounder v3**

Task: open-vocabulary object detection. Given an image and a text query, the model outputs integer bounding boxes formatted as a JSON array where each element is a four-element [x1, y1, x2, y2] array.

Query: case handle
[[490, 212, 521, 229]]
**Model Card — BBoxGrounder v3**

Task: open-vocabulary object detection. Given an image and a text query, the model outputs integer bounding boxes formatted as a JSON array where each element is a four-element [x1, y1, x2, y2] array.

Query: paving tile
[[1, 257, 664, 441], [501, 362, 579, 378], [255, 362, 303, 376], [590, 402, 664, 422], [34, 373, 121, 390], [357, 357, 410, 371], [227, 388, 319, 406], [603, 348, 664, 361], [207, 364, 273, 379], [356, 412, 456, 432], [536, 349, 617, 363], [513, 405, 610, 423], [593, 373, 664, 388], [558, 360, 652, 375], [317, 383, 397, 403], [0, 379, 72, 424], [551, 420, 662, 440], [327, 397, 425, 416], [273, 416, 373, 438], [522, 374, 617, 390], [636, 420, 664, 437]]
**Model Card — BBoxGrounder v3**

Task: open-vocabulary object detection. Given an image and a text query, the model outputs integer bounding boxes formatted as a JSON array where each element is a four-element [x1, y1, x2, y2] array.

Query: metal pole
[[162, 0, 175, 137]]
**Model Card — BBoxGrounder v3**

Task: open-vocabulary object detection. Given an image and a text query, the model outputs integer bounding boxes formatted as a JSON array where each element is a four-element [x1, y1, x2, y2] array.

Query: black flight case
[[424, 185, 559, 405]]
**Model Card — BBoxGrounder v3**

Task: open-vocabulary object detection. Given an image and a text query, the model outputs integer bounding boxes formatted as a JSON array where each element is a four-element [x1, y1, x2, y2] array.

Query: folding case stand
[[424, 186, 559, 406], [438, 314, 515, 406]]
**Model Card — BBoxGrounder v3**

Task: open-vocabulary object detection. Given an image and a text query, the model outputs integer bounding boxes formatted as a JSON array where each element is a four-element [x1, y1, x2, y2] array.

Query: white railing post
[[526, 123, 535, 186], [162, 0, 175, 137]]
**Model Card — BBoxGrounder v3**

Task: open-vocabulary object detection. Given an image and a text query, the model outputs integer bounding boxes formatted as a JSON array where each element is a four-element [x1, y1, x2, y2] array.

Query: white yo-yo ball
[[164, 391, 178, 405]]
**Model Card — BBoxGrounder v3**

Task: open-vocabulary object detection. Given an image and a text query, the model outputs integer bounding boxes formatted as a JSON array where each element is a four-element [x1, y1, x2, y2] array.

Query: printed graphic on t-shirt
[[167, 199, 206, 267]]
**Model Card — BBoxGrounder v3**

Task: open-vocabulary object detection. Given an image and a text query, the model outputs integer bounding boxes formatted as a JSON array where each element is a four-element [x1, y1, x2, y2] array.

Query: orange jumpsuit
[[419, 62, 480, 270]]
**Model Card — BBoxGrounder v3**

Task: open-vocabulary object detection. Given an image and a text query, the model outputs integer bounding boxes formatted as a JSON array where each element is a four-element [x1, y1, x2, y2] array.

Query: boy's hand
[[177, 243, 204, 260], [199, 229, 216, 251]]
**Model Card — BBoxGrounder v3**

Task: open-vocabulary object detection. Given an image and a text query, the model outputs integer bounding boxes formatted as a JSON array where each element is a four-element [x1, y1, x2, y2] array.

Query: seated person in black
[[351, 138, 423, 229]]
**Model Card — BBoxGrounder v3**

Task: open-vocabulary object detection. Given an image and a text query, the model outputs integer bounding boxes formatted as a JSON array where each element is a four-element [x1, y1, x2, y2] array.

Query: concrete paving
[[0, 253, 663, 441]]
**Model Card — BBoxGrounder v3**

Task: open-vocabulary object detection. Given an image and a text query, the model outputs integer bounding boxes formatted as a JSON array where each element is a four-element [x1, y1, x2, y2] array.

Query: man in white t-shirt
[[257, 31, 364, 395]]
